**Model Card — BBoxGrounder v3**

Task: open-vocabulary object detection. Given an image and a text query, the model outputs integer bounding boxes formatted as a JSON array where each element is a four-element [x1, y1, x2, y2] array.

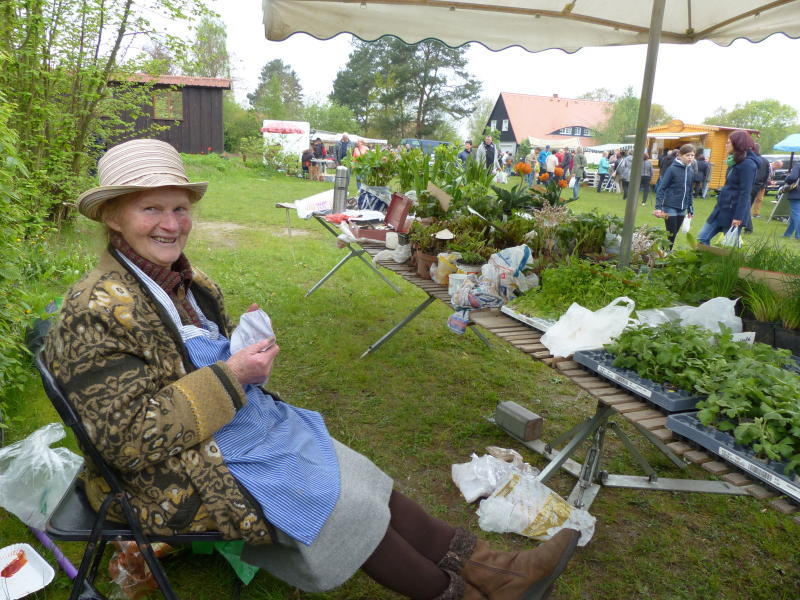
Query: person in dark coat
[[696, 131, 759, 246], [782, 161, 800, 240], [654, 144, 695, 248], [693, 153, 710, 198]]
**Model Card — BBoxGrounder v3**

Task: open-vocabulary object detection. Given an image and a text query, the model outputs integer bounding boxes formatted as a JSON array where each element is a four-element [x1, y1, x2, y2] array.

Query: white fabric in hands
[[230, 309, 275, 354]]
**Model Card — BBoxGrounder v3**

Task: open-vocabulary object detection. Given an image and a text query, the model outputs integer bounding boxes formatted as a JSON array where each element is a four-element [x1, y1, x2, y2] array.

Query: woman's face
[[725, 139, 733, 154], [679, 151, 695, 165], [106, 187, 192, 268]]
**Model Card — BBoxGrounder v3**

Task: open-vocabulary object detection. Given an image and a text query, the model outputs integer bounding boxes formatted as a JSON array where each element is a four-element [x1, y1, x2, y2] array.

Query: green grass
[[2, 159, 799, 600]]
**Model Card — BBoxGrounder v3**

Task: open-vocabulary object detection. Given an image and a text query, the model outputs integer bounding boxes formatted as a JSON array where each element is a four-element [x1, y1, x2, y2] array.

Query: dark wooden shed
[[110, 74, 231, 154]]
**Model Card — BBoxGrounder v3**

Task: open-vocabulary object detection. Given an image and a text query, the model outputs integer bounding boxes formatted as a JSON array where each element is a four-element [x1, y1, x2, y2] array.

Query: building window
[[490, 120, 497, 131], [153, 90, 183, 120], [501, 119, 509, 132]]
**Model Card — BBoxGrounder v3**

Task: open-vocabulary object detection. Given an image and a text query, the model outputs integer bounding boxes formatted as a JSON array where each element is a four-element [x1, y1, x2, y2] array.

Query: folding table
[[275, 202, 401, 297]]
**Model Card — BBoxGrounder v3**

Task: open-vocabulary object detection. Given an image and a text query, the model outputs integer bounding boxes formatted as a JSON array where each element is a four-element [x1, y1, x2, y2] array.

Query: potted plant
[[408, 220, 444, 279], [345, 147, 399, 205]]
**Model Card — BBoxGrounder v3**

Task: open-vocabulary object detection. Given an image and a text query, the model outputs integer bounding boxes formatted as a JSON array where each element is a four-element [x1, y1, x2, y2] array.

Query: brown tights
[[360, 490, 456, 599]]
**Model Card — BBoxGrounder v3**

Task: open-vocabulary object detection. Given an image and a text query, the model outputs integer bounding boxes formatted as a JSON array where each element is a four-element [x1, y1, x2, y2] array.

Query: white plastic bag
[[680, 297, 742, 333], [567, 176, 576, 188], [721, 225, 741, 248], [540, 297, 636, 358], [494, 171, 508, 184], [451, 447, 538, 503], [476, 472, 595, 546], [0, 423, 83, 529], [680, 216, 692, 233]]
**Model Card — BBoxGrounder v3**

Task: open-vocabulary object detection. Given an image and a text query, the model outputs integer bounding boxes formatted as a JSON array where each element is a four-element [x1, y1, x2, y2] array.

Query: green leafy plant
[[345, 147, 399, 187], [407, 220, 444, 255], [740, 280, 782, 323]]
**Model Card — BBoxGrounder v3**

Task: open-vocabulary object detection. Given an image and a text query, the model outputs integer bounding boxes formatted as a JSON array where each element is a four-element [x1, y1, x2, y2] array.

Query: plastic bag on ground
[[451, 447, 539, 503], [476, 472, 595, 546], [540, 297, 636, 358], [0, 423, 83, 530]]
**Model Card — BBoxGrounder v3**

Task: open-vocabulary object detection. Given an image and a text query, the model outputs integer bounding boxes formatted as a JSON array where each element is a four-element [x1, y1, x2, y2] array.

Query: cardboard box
[[350, 193, 412, 241]]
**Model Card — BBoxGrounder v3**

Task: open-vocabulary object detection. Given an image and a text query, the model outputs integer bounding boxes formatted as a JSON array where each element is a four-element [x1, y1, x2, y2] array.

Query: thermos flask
[[333, 166, 349, 213]]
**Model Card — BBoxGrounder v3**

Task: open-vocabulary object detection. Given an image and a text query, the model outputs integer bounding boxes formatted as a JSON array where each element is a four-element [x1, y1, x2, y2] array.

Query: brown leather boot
[[437, 528, 487, 599], [461, 529, 580, 600]]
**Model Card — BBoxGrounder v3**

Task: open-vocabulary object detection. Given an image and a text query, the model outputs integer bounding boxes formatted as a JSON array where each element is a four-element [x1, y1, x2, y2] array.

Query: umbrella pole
[[619, 0, 666, 267]]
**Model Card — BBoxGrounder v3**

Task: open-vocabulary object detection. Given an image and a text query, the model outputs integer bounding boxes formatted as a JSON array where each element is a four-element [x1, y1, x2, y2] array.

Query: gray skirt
[[241, 439, 393, 592]]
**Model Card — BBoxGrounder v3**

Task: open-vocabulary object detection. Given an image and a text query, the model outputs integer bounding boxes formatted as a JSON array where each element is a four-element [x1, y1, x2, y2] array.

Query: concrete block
[[744, 484, 778, 500], [494, 401, 543, 441], [701, 461, 730, 475], [666, 441, 692, 455], [769, 498, 798, 515], [684, 450, 711, 464], [722, 472, 751, 486]]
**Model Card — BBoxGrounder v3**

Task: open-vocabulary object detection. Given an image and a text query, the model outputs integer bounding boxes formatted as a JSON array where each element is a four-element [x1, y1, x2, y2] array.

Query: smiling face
[[106, 187, 193, 268]]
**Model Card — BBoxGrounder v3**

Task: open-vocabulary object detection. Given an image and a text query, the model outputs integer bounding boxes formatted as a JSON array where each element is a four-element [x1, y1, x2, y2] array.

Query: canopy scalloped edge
[[267, 29, 799, 54]]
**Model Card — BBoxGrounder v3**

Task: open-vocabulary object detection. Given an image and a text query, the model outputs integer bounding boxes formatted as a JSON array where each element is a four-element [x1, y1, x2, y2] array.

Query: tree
[[468, 96, 496, 144], [704, 99, 798, 152], [330, 38, 481, 141], [593, 87, 672, 144], [300, 100, 357, 134], [247, 59, 303, 118], [0, 0, 211, 219], [223, 95, 263, 153], [579, 88, 617, 102], [185, 16, 230, 78]]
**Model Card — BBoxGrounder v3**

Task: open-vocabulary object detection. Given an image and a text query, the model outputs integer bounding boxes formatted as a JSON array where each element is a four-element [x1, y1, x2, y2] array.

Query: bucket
[[448, 273, 468, 297]]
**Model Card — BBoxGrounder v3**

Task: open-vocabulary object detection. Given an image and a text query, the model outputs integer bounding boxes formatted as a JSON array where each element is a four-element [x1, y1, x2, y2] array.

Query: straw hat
[[77, 139, 208, 221]]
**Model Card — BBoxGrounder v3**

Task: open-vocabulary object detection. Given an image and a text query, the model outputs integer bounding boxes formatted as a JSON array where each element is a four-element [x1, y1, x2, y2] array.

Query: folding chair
[[35, 352, 236, 600]]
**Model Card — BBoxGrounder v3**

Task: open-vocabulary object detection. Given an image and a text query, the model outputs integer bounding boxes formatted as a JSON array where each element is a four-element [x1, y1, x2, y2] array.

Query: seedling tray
[[572, 349, 703, 412], [667, 412, 800, 503], [500, 305, 556, 333]]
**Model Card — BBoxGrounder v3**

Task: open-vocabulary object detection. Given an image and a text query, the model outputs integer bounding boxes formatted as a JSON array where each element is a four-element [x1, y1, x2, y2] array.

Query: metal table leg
[[306, 217, 401, 296], [361, 296, 437, 357]]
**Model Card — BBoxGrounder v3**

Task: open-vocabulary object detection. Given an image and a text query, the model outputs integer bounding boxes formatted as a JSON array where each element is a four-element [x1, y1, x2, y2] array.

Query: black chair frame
[[35, 351, 233, 600]]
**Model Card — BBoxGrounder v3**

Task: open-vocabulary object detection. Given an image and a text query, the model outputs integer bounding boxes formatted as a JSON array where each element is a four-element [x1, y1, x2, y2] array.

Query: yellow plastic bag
[[434, 252, 461, 285]]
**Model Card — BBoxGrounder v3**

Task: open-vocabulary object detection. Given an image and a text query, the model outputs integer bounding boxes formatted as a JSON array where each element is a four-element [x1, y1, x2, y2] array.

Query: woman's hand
[[653, 209, 665, 218], [731, 219, 742, 227], [227, 338, 279, 385]]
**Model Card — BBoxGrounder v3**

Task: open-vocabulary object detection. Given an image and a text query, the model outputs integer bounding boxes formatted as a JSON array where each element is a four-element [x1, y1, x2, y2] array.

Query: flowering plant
[[513, 161, 532, 176], [531, 168, 572, 207]]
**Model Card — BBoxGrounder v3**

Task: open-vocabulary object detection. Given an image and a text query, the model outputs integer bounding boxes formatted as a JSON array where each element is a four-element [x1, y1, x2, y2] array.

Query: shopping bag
[[721, 225, 741, 248], [680, 216, 692, 233], [0, 423, 83, 529], [493, 171, 508, 184], [540, 296, 636, 357], [567, 176, 576, 188]]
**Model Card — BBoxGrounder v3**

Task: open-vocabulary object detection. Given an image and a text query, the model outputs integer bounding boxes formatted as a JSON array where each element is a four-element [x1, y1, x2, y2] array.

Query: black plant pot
[[741, 317, 776, 346], [774, 325, 800, 357]]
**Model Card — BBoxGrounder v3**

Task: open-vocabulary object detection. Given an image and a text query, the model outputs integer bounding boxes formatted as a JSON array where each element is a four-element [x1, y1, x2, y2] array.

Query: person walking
[[693, 153, 710, 198], [615, 151, 633, 197], [475, 135, 500, 172], [654, 144, 695, 249], [571, 146, 587, 200], [596, 151, 610, 191], [696, 130, 759, 246], [458, 140, 473, 164], [640, 153, 654, 206], [781, 160, 800, 240], [745, 143, 770, 232], [334, 134, 351, 164]]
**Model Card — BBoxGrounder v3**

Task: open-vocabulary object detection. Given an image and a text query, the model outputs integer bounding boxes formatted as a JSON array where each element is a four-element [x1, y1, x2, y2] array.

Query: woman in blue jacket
[[696, 130, 759, 246], [654, 144, 695, 248], [782, 161, 800, 240]]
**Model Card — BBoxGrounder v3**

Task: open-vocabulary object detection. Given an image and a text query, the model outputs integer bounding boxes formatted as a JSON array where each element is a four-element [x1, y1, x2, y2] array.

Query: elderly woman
[[696, 130, 759, 246], [44, 139, 579, 600]]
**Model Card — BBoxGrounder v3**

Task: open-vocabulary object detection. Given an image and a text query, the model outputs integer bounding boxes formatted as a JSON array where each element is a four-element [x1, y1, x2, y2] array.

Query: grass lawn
[[1, 158, 798, 600]]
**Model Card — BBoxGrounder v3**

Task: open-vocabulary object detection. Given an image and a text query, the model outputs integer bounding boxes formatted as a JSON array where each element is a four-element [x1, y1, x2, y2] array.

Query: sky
[[212, 0, 800, 135]]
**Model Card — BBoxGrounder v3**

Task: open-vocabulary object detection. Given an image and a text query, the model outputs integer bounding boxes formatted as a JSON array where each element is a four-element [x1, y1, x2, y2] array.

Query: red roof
[[121, 74, 232, 89], [499, 93, 614, 144]]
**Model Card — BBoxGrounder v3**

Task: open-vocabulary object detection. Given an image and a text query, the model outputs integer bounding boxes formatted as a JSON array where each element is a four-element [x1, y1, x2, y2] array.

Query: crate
[[573, 349, 702, 412], [667, 412, 800, 503]]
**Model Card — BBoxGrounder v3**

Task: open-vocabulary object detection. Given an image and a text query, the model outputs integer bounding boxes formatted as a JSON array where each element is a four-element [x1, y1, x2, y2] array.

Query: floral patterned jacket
[[44, 250, 274, 544]]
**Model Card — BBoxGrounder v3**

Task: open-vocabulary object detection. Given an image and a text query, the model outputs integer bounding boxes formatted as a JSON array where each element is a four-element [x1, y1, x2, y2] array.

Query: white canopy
[[263, 1, 800, 50], [527, 136, 584, 150], [313, 130, 388, 145], [262, 0, 800, 264]]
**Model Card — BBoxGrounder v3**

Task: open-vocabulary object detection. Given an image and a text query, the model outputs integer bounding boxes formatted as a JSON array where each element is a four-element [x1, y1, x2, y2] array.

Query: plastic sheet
[[451, 447, 539, 503]]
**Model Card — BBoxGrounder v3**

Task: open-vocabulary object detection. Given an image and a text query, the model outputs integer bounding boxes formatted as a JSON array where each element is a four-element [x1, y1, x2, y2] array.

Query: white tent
[[527, 137, 584, 150], [313, 130, 388, 146], [262, 0, 800, 263]]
